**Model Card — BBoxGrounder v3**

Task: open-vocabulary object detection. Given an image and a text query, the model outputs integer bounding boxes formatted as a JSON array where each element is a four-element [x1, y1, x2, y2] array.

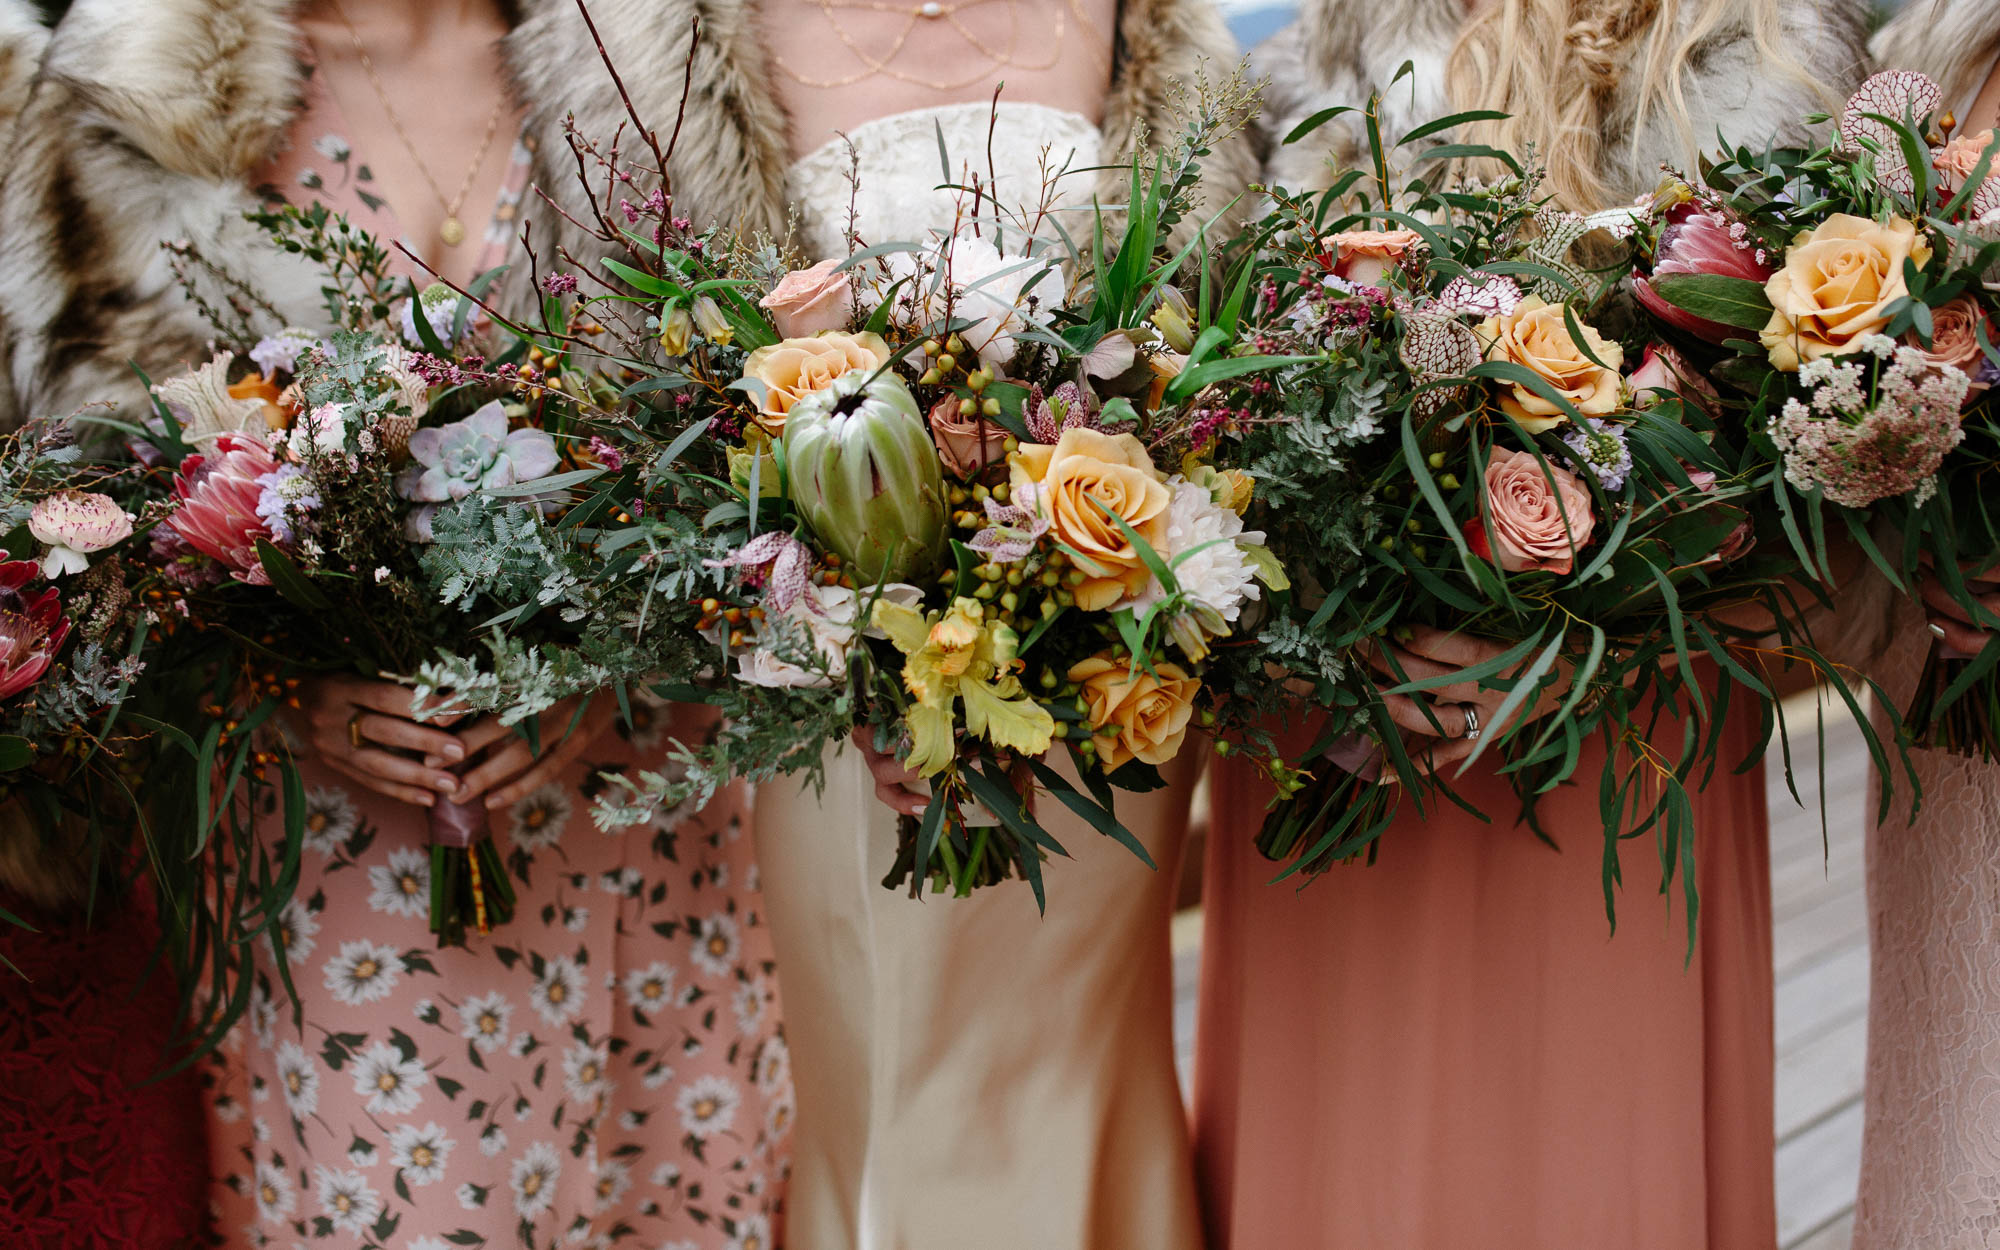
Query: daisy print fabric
[[206, 701, 791, 1249]]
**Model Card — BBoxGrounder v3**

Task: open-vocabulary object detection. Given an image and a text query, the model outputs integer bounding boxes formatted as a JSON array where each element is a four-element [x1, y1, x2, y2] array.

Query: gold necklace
[[769, 0, 1109, 93], [324, 0, 509, 247]]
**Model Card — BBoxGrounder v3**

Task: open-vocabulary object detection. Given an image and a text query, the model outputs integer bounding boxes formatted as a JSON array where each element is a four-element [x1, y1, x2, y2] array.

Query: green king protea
[[781, 369, 947, 583]]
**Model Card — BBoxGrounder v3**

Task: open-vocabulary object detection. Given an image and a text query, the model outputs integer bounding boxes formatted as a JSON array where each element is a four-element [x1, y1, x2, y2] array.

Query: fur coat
[[0, 0, 43, 141], [1254, 0, 1871, 201], [0, 0, 1256, 429], [1873, 0, 2000, 114]]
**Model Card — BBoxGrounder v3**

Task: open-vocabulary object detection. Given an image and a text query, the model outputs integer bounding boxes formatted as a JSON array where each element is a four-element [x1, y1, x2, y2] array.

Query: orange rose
[[1008, 429, 1170, 611], [1326, 228, 1423, 287], [760, 259, 856, 339], [739, 331, 891, 434], [1476, 296, 1623, 434], [1760, 214, 1932, 371], [1067, 654, 1200, 772]]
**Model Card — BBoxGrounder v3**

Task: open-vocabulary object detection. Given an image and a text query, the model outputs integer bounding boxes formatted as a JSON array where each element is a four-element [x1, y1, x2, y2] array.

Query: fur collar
[[0, 0, 1254, 424], [1257, 0, 1870, 203], [0, 0, 47, 143], [1872, 0, 2000, 111]]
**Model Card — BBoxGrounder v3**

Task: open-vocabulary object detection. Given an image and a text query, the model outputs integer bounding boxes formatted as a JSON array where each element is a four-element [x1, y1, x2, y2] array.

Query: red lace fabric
[[0, 889, 207, 1249]]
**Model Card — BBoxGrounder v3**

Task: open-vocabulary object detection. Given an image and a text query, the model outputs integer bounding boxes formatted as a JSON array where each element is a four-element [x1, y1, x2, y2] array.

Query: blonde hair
[[1445, 0, 1817, 212]]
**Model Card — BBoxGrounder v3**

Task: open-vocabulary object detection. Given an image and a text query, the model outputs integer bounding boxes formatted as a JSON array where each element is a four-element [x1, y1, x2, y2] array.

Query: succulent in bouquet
[[1632, 69, 2000, 762], [1209, 93, 1863, 937]]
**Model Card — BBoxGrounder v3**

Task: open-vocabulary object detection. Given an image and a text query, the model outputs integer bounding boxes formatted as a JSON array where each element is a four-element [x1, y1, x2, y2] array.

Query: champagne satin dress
[[755, 103, 1205, 1250]]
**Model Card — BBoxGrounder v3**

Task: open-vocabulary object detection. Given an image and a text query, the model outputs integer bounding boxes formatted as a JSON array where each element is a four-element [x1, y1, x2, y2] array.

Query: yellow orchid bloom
[[870, 597, 1056, 777]]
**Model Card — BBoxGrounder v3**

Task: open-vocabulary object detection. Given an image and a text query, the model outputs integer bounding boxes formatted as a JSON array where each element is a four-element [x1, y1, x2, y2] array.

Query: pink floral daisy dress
[[205, 699, 790, 1250], [204, 63, 791, 1250]]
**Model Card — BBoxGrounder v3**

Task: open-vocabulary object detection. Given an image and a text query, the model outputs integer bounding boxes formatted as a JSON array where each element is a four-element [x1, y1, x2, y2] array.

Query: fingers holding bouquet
[[449, 695, 624, 810], [1918, 558, 2000, 658], [1365, 627, 1570, 776], [301, 676, 468, 807]]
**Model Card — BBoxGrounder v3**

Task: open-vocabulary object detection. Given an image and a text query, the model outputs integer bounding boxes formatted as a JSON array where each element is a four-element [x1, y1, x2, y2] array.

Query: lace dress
[[1854, 599, 2000, 1250], [756, 103, 1207, 1250]]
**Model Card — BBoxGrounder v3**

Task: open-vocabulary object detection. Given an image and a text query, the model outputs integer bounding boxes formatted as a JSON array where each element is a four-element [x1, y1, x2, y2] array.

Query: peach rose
[[1908, 295, 1992, 389], [739, 331, 892, 434], [1008, 428, 1170, 611], [1759, 213, 1933, 371], [760, 258, 856, 339], [1476, 295, 1624, 434], [1471, 447, 1595, 575], [1326, 228, 1422, 287], [1934, 129, 1999, 191], [928, 397, 1010, 481], [1067, 654, 1200, 772]]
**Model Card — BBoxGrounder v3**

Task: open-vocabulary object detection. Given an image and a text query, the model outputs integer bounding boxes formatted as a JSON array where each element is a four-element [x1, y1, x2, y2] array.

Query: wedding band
[[1929, 622, 1950, 640], [1462, 705, 1481, 742], [347, 714, 366, 750]]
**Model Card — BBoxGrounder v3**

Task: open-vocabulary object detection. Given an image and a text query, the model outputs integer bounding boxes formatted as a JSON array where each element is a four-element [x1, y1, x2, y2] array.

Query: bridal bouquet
[[0, 420, 153, 830], [1221, 96, 1852, 929], [1632, 69, 2000, 761], [417, 76, 1282, 904], [137, 207, 609, 951]]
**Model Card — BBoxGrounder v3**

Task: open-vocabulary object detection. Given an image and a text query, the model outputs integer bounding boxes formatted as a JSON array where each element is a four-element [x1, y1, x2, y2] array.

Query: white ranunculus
[[880, 235, 1050, 369], [733, 582, 922, 688]]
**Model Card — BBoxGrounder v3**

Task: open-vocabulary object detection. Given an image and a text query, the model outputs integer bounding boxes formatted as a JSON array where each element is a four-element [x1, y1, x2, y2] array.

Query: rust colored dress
[[1193, 702, 1776, 1250]]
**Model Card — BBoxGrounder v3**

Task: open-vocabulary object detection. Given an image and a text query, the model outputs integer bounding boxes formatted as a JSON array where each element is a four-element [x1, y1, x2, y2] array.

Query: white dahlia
[[1125, 479, 1265, 661]]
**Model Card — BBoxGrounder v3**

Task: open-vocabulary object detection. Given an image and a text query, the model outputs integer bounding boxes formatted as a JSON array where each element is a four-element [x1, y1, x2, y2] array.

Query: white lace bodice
[[784, 101, 1103, 261]]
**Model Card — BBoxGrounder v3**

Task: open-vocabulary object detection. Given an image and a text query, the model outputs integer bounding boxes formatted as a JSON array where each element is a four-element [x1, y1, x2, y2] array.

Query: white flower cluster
[[1126, 478, 1266, 661]]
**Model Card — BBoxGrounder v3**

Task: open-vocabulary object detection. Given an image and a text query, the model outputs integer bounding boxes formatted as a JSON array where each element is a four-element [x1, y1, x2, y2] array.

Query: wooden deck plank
[[1776, 1007, 1869, 1139], [1776, 939, 1871, 1053], [1776, 1100, 1866, 1247], [1788, 1210, 1856, 1250], [1773, 882, 1871, 982]]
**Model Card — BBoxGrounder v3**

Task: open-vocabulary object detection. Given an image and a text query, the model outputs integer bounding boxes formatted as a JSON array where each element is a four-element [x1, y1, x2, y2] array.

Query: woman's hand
[[450, 696, 623, 810], [299, 676, 467, 807], [852, 726, 929, 817], [1919, 563, 2000, 656], [1365, 626, 1570, 775]]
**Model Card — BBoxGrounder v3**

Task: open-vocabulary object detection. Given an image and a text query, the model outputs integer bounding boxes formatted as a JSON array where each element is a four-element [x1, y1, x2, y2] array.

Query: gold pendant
[[440, 216, 466, 247]]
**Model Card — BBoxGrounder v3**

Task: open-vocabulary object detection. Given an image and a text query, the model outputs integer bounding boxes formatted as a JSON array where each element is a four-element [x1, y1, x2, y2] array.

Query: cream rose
[[1759, 213, 1933, 372], [739, 331, 892, 434], [1473, 447, 1596, 576], [1067, 654, 1200, 772], [1008, 428, 1170, 611], [1326, 227, 1423, 287], [928, 396, 1010, 481], [1476, 295, 1623, 434], [760, 259, 856, 339]]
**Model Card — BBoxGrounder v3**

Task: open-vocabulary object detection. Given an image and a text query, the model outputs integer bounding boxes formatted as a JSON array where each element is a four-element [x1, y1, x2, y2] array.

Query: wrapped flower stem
[[1909, 638, 1999, 762], [427, 790, 517, 948]]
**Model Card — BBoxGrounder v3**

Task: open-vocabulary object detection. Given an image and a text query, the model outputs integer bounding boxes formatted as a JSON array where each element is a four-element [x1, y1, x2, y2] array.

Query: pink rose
[[1325, 228, 1422, 288], [760, 259, 855, 339], [928, 397, 1010, 481], [1479, 447, 1595, 575], [1935, 129, 1999, 191], [1908, 295, 1992, 394]]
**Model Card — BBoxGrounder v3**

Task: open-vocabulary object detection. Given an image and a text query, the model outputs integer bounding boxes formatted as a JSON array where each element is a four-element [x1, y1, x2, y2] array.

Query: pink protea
[[1633, 203, 1775, 344], [165, 432, 285, 585], [0, 560, 69, 700]]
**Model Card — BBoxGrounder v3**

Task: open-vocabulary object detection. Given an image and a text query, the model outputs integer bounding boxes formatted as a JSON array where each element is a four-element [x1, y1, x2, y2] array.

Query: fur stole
[[0, 0, 1255, 428], [1255, 0, 1870, 202], [1872, 0, 2000, 111]]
